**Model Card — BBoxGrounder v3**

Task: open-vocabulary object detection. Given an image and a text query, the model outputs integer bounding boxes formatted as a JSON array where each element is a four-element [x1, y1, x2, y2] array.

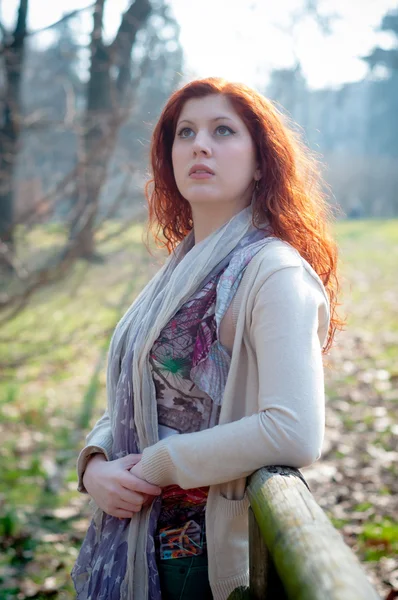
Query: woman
[[71, 77, 343, 600]]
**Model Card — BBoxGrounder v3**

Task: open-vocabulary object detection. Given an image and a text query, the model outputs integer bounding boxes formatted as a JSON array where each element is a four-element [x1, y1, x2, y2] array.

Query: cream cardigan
[[77, 239, 330, 600]]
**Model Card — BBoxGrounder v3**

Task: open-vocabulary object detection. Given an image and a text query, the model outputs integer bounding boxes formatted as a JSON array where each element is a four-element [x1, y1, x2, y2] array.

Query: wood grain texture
[[247, 466, 381, 600], [249, 506, 288, 599]]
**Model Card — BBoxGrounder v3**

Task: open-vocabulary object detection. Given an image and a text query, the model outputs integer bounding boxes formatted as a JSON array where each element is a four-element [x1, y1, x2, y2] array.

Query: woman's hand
[[129, 460, 144, 480], [129, 461, 157, 507], [82, 453, 162, 519]]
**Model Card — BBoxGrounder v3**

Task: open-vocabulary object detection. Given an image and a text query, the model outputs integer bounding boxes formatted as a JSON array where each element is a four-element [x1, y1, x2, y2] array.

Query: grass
[[359, 518, 398, 562]]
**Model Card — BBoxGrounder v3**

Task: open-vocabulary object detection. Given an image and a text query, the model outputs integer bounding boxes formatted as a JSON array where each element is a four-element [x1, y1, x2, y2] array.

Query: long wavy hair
[[144, 77, 344, 353]]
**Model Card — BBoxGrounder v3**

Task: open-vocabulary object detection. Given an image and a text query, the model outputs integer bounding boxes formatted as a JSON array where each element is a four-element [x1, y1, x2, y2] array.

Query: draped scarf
[[71, 202, 274, 599]]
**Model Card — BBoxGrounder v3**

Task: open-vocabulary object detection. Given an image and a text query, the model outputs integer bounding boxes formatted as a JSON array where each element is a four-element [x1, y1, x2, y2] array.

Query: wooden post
[[249, 506, 268, 598], [247, 466, 381, 600], [249, 506, 288, 599]]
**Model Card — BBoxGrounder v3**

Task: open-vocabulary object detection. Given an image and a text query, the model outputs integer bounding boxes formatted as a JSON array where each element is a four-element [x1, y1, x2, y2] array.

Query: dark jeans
[[157, 554, 213, 600]]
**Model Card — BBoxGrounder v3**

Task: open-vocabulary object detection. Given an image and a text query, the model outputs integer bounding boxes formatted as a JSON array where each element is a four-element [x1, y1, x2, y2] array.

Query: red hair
[[144, 77, 344, 353]]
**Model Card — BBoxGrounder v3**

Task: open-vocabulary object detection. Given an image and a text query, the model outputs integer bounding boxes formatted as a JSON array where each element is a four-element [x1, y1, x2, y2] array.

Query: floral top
[[149, 227, 275, 561], [150, 267, 227, 559]]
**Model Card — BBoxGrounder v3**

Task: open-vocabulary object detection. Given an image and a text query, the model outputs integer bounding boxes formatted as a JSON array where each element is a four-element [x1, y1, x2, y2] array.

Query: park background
[[0, 0, 397, 598]]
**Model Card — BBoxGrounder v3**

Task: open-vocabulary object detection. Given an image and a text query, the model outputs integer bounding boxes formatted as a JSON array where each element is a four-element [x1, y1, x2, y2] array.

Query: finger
[[120, 454, 142, 468], [118, 488, 146, 506], [118, 499, 142, 513], [114, 509, 135, 519], [121, 473, 162, 496], [143, 495, 156, 507]]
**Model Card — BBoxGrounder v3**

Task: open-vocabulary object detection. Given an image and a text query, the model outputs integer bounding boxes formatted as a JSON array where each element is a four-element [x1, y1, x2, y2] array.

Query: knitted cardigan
[[76, 239, 330, 600]]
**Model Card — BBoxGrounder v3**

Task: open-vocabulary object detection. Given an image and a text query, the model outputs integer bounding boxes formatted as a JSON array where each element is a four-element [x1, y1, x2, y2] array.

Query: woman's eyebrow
[[177, 116, 235, 126]]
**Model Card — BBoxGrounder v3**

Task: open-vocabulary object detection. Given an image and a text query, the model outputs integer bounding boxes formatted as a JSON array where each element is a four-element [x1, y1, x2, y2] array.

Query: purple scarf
[[72, 217, 274, 599]]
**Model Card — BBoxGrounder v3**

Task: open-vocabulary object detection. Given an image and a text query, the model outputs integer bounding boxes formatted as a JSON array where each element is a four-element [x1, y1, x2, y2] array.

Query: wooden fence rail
[[228, 466, 381, 600]]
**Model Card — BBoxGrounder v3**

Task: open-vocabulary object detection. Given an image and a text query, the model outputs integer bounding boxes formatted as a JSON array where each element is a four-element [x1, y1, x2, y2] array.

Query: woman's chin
[[186, 192, 222, 205]]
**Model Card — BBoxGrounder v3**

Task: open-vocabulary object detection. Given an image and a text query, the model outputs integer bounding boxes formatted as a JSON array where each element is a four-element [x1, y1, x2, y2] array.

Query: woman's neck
[[191, 201, 250, 245]]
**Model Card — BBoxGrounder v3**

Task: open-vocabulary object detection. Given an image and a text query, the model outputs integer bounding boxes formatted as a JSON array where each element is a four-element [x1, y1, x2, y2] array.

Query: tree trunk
[[0, 0, 28, 267], [70, 0, 152, 259]]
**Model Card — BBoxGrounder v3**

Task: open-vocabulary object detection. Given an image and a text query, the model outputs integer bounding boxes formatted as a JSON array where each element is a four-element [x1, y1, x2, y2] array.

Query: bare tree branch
[[14, 0, 28, 42], [0, 3, 95, 54], [0, 20, 8, 39], [29, 4, 95, 37], [110, 0, 151, 56]]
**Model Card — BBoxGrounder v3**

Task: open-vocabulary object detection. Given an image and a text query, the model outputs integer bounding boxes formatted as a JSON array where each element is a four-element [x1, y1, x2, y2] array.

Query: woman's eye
[[216, 125, 234, 136], [178, 127, 191, 137], [176, 125, 235, 138], [178, 127, 193, 138]]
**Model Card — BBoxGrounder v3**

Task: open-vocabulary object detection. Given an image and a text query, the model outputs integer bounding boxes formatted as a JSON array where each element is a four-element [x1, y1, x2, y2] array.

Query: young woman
[[71, 77, 343, 600]]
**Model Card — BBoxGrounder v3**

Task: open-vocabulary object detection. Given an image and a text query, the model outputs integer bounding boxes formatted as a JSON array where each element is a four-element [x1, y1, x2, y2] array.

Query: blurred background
[[0, 1, 397, 598]]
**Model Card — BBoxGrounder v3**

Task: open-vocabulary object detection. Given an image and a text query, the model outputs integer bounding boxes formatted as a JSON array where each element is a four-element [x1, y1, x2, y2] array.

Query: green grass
[[359, 518, 398, 562]]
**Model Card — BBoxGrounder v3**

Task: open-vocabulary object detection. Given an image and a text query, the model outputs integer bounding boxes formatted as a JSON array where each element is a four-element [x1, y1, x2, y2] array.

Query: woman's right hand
[[82, 453, 162, 519]]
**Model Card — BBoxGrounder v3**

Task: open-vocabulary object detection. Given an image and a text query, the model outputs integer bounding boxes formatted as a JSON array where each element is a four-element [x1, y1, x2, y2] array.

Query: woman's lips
[[189, 172, 214, 179]]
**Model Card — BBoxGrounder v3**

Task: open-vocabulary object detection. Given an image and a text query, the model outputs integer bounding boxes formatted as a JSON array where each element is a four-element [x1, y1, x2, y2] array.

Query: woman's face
[[171, 94, 260, 212]]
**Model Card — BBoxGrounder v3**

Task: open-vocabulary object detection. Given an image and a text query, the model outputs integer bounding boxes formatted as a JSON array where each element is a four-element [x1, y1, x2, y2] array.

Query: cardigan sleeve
[[140, 263, 330, 489], [76, 409, 113, 493]]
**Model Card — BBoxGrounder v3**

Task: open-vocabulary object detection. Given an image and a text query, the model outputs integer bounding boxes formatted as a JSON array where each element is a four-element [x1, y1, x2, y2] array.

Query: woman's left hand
[[129, 461, 160, 506]]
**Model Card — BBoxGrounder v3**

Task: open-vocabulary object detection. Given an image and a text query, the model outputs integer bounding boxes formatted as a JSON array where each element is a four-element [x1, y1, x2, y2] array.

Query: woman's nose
[[192, 131, 212, 155]]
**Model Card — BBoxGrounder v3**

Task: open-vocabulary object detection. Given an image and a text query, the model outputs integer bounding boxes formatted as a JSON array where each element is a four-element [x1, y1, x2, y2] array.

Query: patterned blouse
[[149, 227, 275, 562], [150, 266, 227, 560]]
